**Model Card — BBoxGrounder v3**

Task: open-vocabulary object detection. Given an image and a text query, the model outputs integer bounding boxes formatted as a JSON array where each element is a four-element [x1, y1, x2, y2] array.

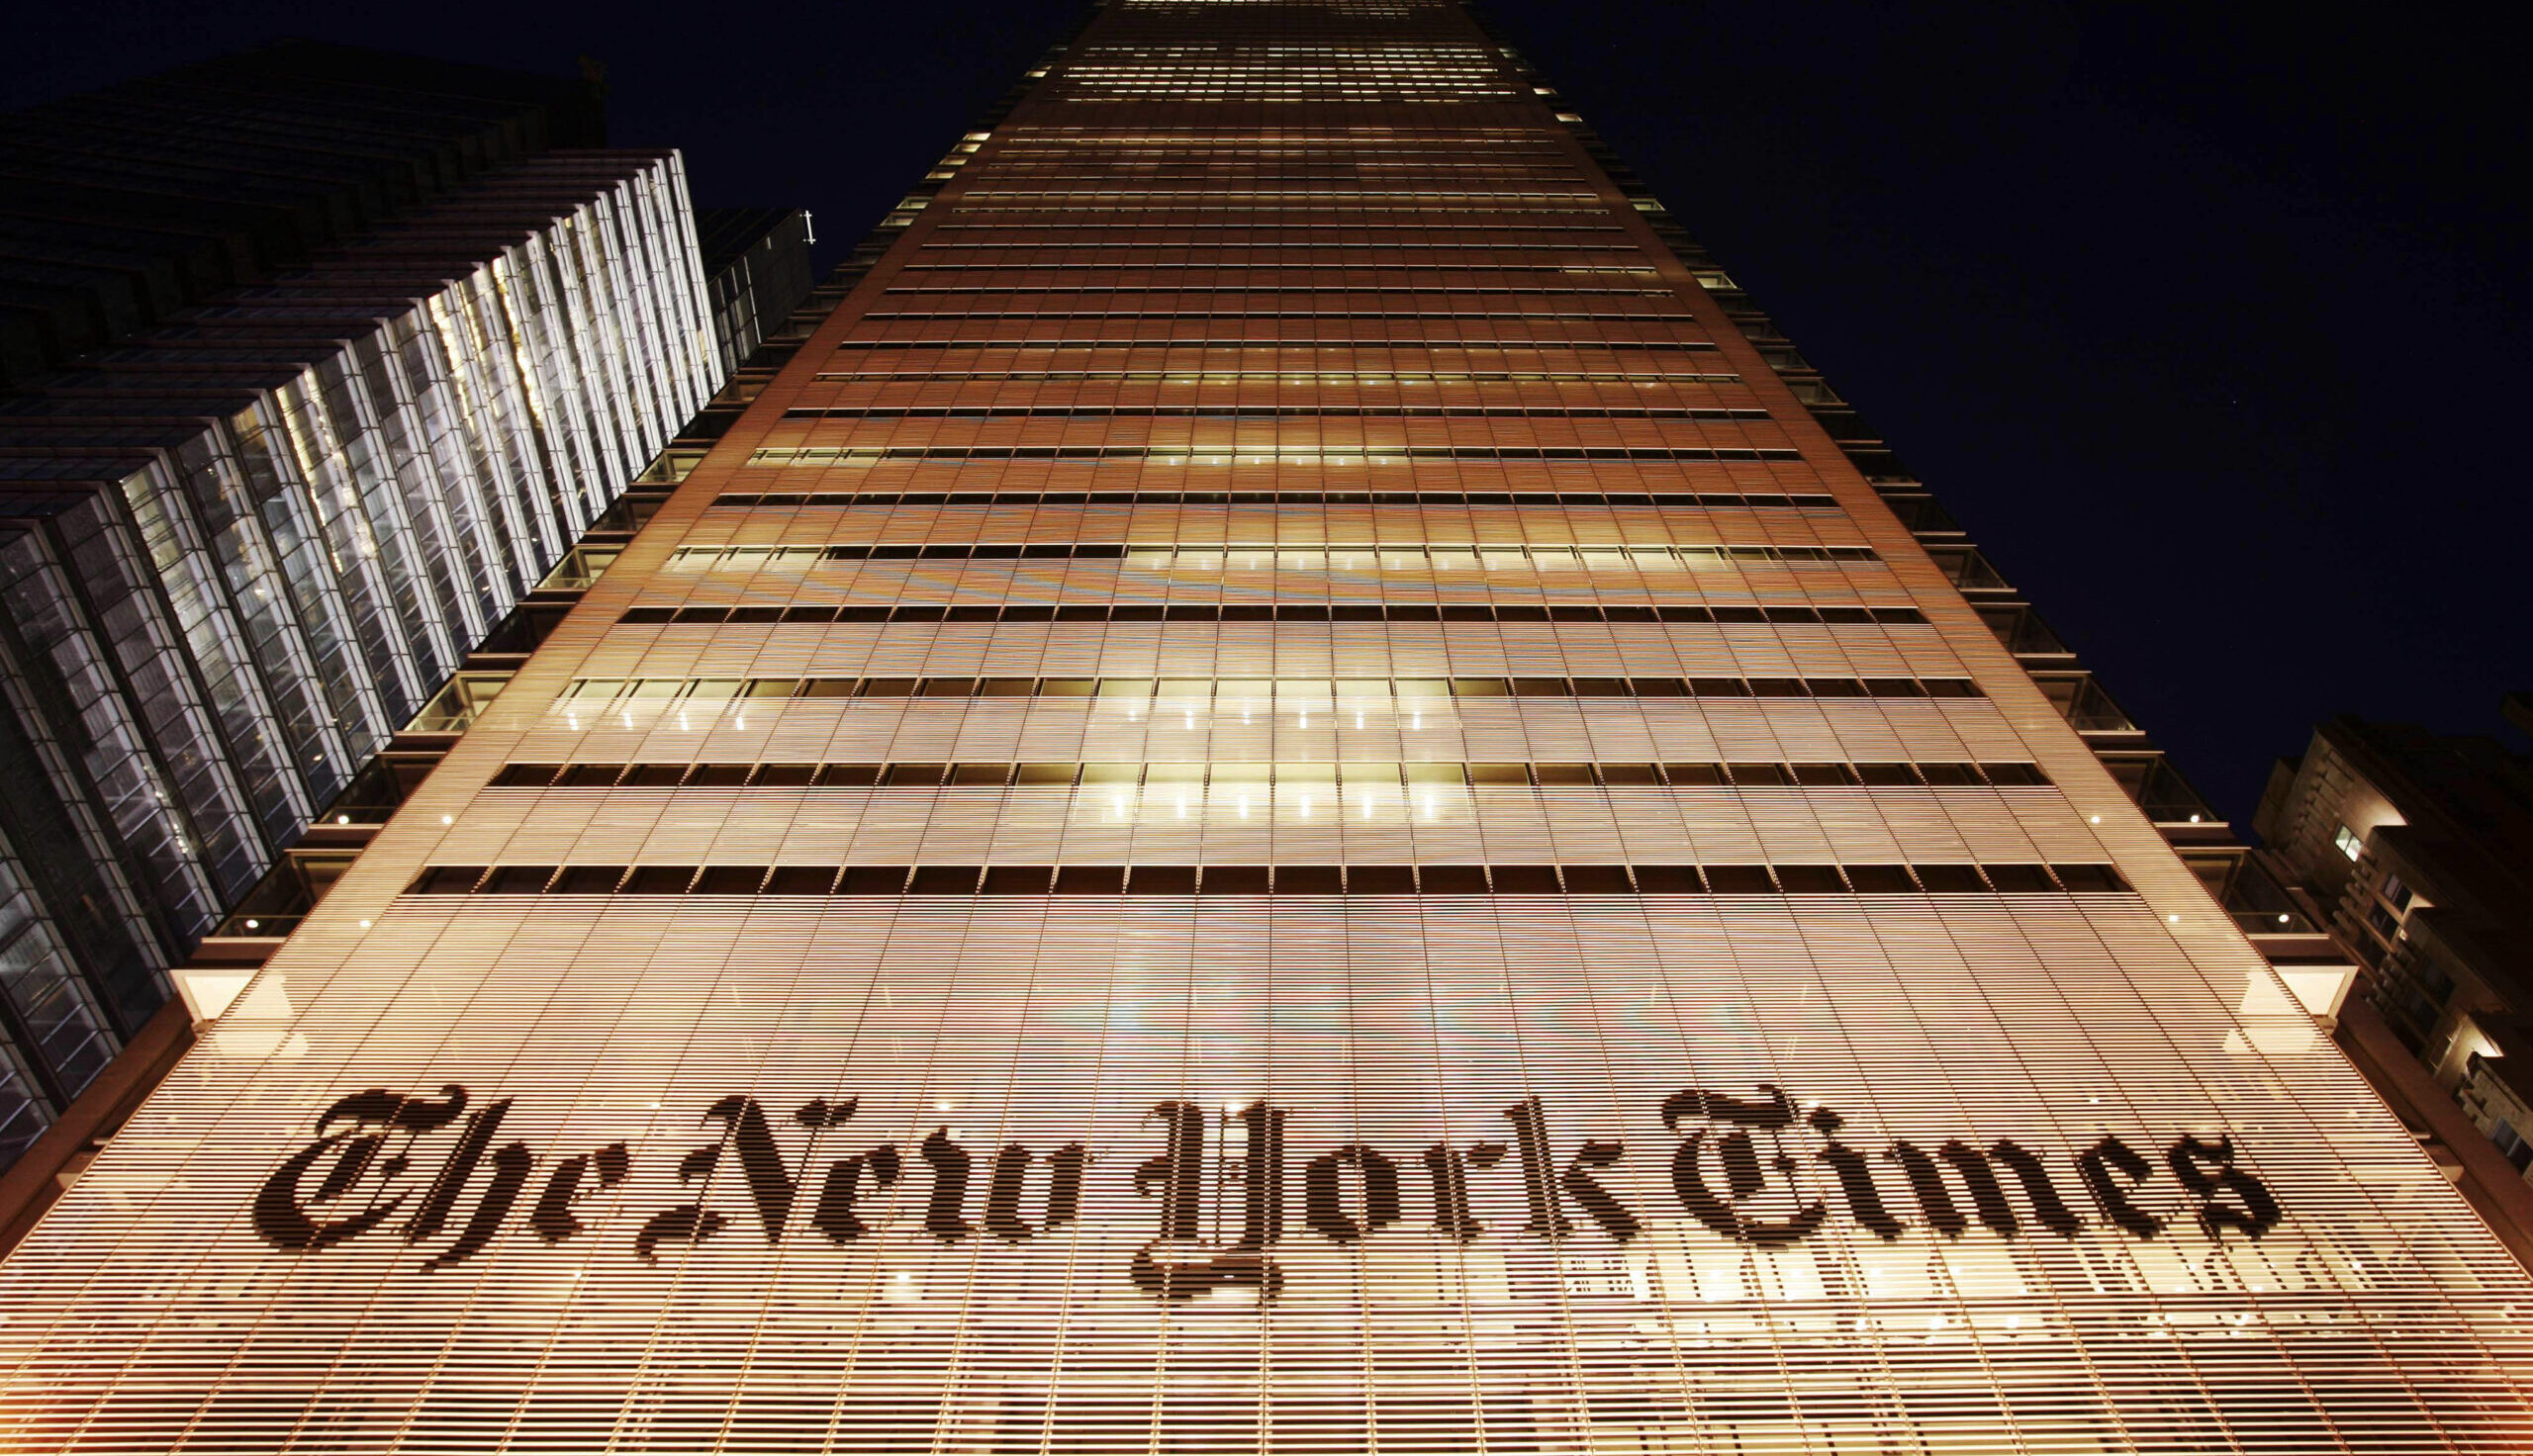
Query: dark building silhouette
[[0, 41, 608, 389]]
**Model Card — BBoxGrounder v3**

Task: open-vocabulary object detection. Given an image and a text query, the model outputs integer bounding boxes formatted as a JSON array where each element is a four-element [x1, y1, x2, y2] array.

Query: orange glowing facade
[[3, 2, 2529, 1450]]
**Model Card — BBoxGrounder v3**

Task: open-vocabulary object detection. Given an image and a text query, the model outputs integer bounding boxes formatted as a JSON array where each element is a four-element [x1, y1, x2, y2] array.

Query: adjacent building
[[2253, 701, 2533, 1252], [696, 207, 818, 378], [0, 42, 607, 389], [0, 49, 815, 1178], [0, 148, 723, 1165], [2, 2, 2528, 1450]]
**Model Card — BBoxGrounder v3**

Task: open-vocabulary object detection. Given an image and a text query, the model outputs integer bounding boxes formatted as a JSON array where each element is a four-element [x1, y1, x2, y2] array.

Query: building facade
[[2, 1, 2529, 1450], [0, 149, 725, 1164], [0, 50, 829, 1179], [2253, 706, 2533, 1243], [696, 207, 819, 379]]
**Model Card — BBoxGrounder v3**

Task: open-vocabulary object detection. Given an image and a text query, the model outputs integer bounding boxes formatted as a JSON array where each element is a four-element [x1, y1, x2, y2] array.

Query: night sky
[[9, 2, 2525, 824]]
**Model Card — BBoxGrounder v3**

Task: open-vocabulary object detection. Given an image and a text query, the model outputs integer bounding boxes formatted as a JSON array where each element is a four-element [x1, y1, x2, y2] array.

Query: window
[[2491, 1121, 2533, 1173], [2334, 824, 2364, 862]]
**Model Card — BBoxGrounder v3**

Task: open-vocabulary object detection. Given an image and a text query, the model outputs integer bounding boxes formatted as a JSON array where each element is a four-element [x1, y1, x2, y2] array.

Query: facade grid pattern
[[1, 2, 2529, 1451]]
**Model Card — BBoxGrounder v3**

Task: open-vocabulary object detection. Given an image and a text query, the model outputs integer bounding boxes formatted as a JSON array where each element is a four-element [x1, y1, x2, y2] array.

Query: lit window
[[2334, 824, 2364, 862]]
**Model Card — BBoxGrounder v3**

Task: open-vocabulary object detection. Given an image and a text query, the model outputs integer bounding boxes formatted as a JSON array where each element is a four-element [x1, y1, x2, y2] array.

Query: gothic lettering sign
[[255, 1081, 2282, 1293]]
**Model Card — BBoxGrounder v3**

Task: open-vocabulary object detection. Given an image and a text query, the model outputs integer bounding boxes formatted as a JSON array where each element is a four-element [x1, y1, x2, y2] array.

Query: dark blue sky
[[9, 1, 2526, 824]]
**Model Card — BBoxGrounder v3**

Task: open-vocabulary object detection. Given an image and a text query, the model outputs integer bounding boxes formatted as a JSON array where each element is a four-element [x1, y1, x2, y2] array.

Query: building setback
[[696, 207, 818, 379], [2, 1, 2529, 1450]]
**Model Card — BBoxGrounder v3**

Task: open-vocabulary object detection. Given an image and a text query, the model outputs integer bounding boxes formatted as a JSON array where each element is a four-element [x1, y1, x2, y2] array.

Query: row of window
[[488, 759, 2049, 791], [898, 244, 1649, 259], [806, 370, 1742, 385], [710, 489, 1835, 510], [1052, 84, 1522, 105], [776, 406, 1772, 420], [897, 542, 1865, 565], [932, 214, 1621, 232], [881, 288, 1671, 304], [996, 128, 1559, 143], [860, 311, 1704, 323], [890, 263, 1658, 275], [406, 860, 2131, 898], [558, 673, 1983, 704], [618, 601, 1930, 626], [888, 277, 1671, 292], [973, 142, 1559, 157], [927, 224, 1637, 237], [940, 211, 1625, 226], [831, 338, 1725, 353], [953, 189, 1606, 204], [743, 445, 1803, 466], [667, 542, 1876, 572], [990, 136, 1558, 149]]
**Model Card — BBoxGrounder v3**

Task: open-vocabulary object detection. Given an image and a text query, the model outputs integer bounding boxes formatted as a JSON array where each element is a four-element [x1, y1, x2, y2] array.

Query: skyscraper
[[0, 46, 821, 1183], [0, 150, 724, 1164], [3, 1, 2529, 1449]]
